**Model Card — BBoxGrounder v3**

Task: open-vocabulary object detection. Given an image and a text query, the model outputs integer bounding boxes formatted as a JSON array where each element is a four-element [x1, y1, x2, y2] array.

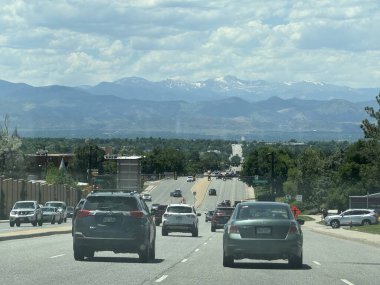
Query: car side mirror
[[297, 219, 305, 225]]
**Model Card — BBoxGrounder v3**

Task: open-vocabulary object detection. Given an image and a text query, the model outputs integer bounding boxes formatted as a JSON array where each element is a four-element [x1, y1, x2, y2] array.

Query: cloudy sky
[[0, 0, 379, 88]]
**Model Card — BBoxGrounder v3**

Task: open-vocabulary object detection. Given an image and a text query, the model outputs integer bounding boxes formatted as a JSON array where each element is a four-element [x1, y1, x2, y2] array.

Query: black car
[[171, 189, 182, 197], [72, 190, 156, 262], [205, 210, 215, 222], [208, 188, 217, 196]]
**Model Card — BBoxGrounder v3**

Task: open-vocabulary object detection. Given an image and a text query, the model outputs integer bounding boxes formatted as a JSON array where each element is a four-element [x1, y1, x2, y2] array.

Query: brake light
[[288, 222, 298, 234], [77, 210, 94, 218], [130, 211, 144, 218], [228, 225, 240, 234]]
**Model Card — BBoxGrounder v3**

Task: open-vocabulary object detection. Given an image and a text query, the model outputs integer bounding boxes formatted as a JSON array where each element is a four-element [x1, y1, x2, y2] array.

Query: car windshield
[[237, 205, 290, 220], [14, 202, 34, 209], [167, 206, 192, 214], [45, 203, 65, 209], [83, 196, 138, 211]]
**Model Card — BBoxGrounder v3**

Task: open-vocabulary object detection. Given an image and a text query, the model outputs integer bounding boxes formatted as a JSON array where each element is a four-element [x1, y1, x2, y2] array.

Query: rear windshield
[[42, 207, 55, 212], [45, 202, 66, 209], [167, 206, 192, 213], [84, 196, 138, 211], [237, 204, 290, 220], [215, 208, 234, 215]]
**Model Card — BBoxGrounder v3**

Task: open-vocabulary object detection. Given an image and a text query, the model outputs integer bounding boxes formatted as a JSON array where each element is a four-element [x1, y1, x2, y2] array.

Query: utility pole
[[267, 152, 275, 196]]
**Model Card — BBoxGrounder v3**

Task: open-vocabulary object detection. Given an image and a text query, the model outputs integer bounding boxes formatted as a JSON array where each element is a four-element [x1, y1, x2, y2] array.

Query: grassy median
[[346, 223, 380, 235]]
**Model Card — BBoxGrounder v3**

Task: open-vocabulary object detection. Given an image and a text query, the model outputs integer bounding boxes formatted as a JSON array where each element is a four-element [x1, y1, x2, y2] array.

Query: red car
[[211, 207, 234, 232]]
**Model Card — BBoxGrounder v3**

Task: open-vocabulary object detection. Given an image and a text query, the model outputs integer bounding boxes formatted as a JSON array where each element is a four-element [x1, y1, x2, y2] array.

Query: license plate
[[103, 217, 116, 223], [256, 227, 271, 234]]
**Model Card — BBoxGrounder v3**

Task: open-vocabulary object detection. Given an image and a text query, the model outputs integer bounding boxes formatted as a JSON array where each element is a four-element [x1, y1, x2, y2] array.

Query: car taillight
[[130, 211, 144, 218], [288, 222, 298, 234], [77, 210, 94, 218], [228, 225, 240, 234]]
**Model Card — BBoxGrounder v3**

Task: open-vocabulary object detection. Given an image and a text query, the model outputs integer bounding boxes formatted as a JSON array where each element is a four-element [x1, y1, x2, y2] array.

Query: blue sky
[[0, 0, 379, 88]]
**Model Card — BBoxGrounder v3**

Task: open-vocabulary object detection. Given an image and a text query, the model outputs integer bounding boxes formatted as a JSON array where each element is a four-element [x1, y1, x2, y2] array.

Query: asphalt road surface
[[1, 177, 379, 285]]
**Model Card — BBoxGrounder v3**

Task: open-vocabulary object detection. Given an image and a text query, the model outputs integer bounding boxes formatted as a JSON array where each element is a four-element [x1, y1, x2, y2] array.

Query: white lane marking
[[312, 261, 321, 266], [204, 242, 207, 245], [341, 279, 355, 285], [181, 259, 188, 263], [195, 248, 200, 252], [50, 254, 65, 259], [155, 275, 168, 283]]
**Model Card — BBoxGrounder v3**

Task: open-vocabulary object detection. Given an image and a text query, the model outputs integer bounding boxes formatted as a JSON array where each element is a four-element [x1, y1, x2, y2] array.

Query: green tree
[[361, 92, 380, 139]]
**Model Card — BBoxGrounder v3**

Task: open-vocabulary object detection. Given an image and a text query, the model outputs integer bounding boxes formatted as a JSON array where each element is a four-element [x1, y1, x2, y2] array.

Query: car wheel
[[155, 220, 160, 226], [139, 241, 151, 263], [64, 217, 67, 223], [32, 221, 37, 226], [162, 226, 168, 236], [85, 248, 95, 259], [16, 221, 21, 227], [73, 244, 85, 261], [192, 227, 198, 237], [288, 253, 303, 269], [211, 225, 216, 232], [51, 218, 55, 224], [58, 217, 62, 224], [149, 240, 156, 261], [38, 217, 43, 226], [362, 219, 371, 226], [223, 250, 234, 267], [330, 219, 340, 228], [10, 221, 15, 227]]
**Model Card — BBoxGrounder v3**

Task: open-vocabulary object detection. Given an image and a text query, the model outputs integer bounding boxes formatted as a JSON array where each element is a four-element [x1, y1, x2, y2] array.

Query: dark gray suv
[[72, 190, 156, 262]]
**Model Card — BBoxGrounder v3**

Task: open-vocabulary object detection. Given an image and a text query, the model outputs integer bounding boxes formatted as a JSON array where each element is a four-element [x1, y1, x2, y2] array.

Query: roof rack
[[90, 189, 139, 195]]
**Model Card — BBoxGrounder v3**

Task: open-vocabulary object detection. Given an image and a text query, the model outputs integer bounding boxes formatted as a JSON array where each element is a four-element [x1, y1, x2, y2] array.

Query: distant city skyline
[[0, 1, 379, 88]]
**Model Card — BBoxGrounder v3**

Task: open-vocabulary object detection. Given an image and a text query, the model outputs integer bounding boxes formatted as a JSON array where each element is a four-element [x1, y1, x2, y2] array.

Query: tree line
[[1, 92, 380, 211]]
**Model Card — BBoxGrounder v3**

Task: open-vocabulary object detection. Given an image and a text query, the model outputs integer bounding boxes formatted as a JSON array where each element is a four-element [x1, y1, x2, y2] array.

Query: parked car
[[208, 188, 217, 196], [45, 201, 67, 222], [223, 201, 304, 268], [9, 200, 43, 227], [72, 189, 156, 262], [205, 210, 215, 222], [41, 206, 63, 224], [67, 206, 74, 218], [141, 193, 152, 201], [211, 206, 234, 232], [151, 204, 168, 226], [162, 204, 201, 237], [170, 189, 182, 197], [324, 209, 379, 228]]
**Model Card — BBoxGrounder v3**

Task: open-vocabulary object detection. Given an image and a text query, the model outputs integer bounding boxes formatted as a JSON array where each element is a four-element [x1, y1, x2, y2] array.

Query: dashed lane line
[[181, 259, 188, 263], [155, 275, 168, 283], [341, 279, 355, 285], [50, 254, 65, 259], [312, 261, 321, 266]]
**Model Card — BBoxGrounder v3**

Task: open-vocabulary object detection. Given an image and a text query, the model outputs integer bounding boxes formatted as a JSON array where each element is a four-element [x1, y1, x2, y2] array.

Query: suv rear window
[[167, 206, 192, 213], [84, 196, 138, 211]]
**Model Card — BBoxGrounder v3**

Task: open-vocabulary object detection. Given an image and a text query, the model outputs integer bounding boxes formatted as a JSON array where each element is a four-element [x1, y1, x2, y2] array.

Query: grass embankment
[[346, 223, 380, 235], [297, 215, 315, 222]]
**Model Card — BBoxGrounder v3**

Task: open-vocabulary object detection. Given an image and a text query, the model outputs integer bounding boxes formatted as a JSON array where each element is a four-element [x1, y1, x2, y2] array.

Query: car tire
[[330, 219, 340, 228], [162, 226, 168, 236], [288, 253, 303, 269], [51, 218, 55, 224], [139, 241, 151, 263], [192, 227, 198, 237], [362, 219, 371, 226], [223, 250, 234, 267], [10, 221, 15, 227], [16, 221, 20, 227], [85, 248, 95, 259], [149, 240, 156, 261], [38, 218, 43, 226], [73, 244, 85, 261], [58, 217, 62, 224], [32, 221, 37, 226], [211, 225, 216, 232], [64, 217, 67, 223], [155, 220, 160, 226]]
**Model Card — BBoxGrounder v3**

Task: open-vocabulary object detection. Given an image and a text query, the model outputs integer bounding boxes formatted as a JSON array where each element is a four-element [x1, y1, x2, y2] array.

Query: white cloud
[[0, 0, 379, 87]]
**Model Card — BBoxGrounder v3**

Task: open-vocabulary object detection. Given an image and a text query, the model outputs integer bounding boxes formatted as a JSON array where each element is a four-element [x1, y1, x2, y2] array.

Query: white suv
[[9, 200, 43, 227], [162, 204, 201, 237], [324, 209, 379, 228]]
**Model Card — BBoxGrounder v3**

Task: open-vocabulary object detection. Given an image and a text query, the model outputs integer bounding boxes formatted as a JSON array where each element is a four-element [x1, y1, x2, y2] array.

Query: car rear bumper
[[224, 237, 302, 260], [74, 235, 145, 253], [163, 222, 195, 232]]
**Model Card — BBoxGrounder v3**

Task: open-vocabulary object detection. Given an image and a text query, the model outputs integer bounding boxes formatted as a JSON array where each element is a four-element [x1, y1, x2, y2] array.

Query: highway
[[1, 177, 379, 285]]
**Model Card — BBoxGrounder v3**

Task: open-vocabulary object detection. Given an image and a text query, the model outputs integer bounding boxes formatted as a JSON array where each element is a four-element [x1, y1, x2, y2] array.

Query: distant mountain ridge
[[0, 77, 378, 140]]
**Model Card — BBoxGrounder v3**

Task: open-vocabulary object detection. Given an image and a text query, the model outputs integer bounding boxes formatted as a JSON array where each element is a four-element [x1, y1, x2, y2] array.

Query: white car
[[142, 193, 152, 201], [9, 200, 43, 227], [45, 201, 67, 222], [324, 209, 378, 228], [186, 176, 194, 182], [162, 204, 201, 237]]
